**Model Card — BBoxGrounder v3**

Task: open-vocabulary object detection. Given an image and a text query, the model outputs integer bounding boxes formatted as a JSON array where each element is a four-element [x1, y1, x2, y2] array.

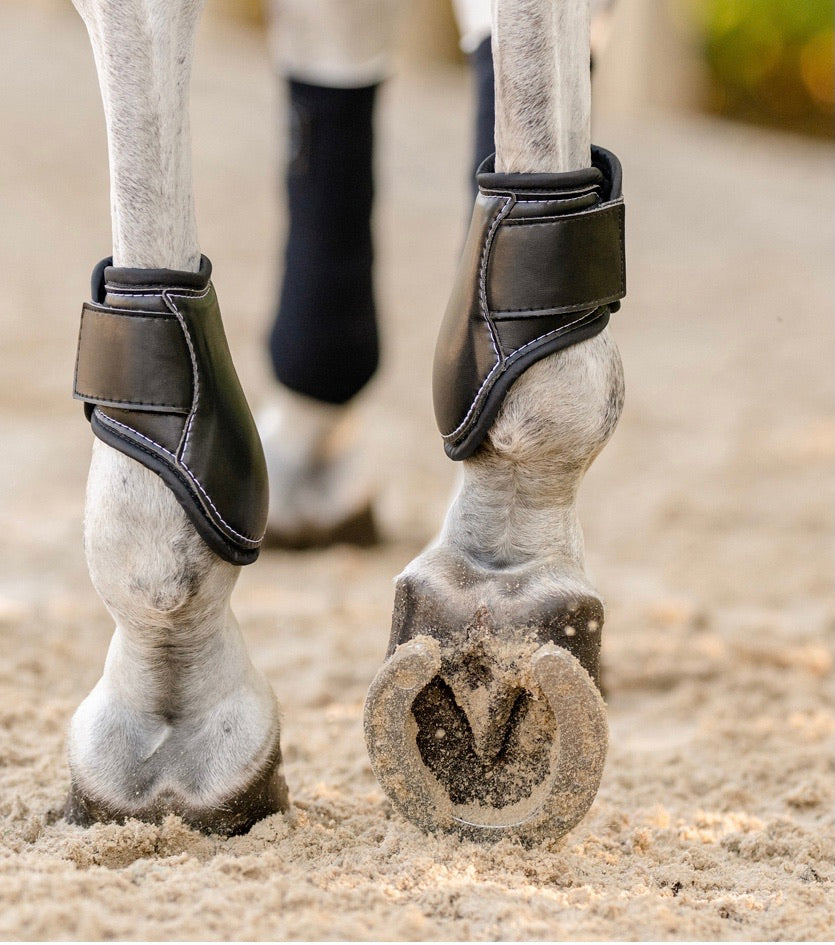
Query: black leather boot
[[74, 256, 268, 565], [434, 145, 626, 460]]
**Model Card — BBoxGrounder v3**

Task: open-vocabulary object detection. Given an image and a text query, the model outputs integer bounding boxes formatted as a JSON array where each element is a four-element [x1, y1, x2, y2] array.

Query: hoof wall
[[64, 758, 290, 836], [364, 635, 607, 843]]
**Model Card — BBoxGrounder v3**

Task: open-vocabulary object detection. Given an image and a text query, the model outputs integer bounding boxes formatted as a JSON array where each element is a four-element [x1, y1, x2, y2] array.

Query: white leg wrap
[[268, 0, 404, 87], [451, 0, 492, 53]]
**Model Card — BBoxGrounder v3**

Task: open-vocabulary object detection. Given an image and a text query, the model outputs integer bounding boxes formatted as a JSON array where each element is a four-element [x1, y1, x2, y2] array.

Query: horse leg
[[65, 0, 287, 833], [365, 0, 625, 841], [259, 0, 495, 547], [256, 0, 407, 548]]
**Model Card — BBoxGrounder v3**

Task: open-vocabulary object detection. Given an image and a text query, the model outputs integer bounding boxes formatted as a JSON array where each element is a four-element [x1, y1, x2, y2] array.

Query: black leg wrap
[[269, 80, 379, 405], [469, 36, 496, 197], [433, 145, 627, 460], [74, 256, 268, 565]]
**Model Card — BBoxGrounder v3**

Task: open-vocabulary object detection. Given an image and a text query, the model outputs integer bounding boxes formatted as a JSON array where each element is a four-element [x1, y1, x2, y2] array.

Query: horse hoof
[[64, 747, 289, 836], [263, 503, 379, 551], [64, 673, 289, 835], [364, 631, 607, 843], [258, 388, 378, 551]]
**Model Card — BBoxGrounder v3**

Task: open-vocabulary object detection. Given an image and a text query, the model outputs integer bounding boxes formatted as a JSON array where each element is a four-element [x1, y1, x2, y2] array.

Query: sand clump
[[1, 4, 834, 940]]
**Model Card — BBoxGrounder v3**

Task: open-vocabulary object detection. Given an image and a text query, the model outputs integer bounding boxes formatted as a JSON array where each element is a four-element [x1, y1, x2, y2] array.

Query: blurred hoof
[[258, 386, 378, 551], [364, 633, 607, 843], [263, 503, 379, 551]]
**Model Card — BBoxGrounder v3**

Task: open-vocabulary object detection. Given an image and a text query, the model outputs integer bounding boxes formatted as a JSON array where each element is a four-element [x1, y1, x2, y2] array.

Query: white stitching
[[83, 306, 174, 322], [479, 196, 513, 365], [105, 285, 210, 295], [510, 190, 600, 205], [74, 393, 188, 410], [479, 185, 600, 199], [180, 460, 263, 544], [501, 198, 622, 226], [491, 292, 624, 318], [97, 412, 178, 461], [74, 307, 190, 408], [84, 301, 173, 317], [161, 286, 210, 459], [94, 410, 263, 545], [440, 307, 600, 441], [441, 361, 503, 440]]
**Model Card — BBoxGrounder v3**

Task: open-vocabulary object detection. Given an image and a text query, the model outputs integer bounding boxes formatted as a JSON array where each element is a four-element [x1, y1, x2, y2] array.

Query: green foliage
[[699, 0, 833, 135]]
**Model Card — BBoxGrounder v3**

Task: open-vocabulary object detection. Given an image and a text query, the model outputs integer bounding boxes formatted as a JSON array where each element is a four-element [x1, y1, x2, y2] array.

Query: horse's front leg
[[365, 0, 625, 841], [65, 0, 287, 833]]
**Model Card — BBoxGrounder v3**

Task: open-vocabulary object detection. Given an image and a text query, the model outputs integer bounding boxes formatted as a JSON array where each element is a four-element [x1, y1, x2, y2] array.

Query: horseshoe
[[364, 635, 607, 842]]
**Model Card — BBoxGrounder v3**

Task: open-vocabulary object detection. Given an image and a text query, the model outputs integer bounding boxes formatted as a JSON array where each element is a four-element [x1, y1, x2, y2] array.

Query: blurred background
[[211, 0, 834, 138], [16, 0, 834, 138], [697, 0, 832, 137]]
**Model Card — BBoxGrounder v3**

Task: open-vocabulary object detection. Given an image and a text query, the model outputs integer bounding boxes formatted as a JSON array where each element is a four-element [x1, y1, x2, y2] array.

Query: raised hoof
[[364, 633, 607, 843], [64, 745, 289, 836], [263, 503, 379, 551]]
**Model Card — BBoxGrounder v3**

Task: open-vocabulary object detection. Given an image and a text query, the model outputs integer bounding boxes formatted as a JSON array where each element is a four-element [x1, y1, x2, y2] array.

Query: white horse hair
[[65, 0, 623, 831]]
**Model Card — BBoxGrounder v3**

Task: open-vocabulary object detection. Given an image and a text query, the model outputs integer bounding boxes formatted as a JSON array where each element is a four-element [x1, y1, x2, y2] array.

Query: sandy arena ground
[[0, 3, 833, 940]]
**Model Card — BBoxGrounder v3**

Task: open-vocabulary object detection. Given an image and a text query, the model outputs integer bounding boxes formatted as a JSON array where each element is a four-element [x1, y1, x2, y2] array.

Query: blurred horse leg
[[257, 0, 402, 547], [65, 0, 287, 833], [259, 0, 501, 547]]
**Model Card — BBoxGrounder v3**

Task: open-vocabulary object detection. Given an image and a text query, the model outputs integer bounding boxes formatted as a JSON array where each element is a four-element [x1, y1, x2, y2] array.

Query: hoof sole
[[364, 634, 607, 843]]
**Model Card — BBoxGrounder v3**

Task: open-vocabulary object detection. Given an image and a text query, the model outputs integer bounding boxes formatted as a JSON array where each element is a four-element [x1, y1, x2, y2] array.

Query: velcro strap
[[73, 304, 193, 413], [487, 199, 625, 317]]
